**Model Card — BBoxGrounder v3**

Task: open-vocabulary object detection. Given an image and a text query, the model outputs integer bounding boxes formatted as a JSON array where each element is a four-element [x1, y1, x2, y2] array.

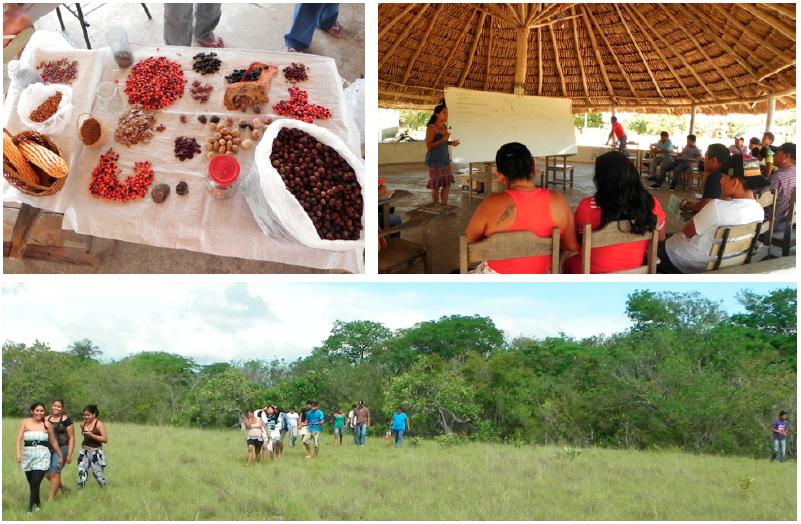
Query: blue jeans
[[392, 429, 405, 448], [284, 3, 339, 51], [355, 423, 367, 445], [656, 159, 690, 188], [773, 438, 787, 461]]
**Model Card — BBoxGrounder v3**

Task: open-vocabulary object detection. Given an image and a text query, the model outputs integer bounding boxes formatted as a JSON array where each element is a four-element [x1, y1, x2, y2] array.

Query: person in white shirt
[[284, 408, 300, 447], [347, 404, 357, 444], [659, 154, 769, 273]]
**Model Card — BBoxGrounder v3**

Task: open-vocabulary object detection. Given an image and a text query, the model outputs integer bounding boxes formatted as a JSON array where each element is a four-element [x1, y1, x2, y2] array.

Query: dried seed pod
[[232, 129, 241, 138], [251, 129, 262, 140], [218, 145, 226, 154], [206, 151, 214, 160]]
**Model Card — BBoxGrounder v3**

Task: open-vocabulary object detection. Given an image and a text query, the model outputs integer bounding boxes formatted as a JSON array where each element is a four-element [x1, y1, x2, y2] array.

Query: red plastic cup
[[208, 155, 240, 198]]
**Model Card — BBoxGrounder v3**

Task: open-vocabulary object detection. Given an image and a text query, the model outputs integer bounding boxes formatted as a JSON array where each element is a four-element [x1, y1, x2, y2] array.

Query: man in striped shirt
[[767, 143, 796, 234]]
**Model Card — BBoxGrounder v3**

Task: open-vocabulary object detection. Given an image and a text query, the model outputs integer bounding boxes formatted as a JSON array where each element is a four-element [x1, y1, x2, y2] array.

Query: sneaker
[[669, 187, 676, 192], [649, 184, 661, 189]]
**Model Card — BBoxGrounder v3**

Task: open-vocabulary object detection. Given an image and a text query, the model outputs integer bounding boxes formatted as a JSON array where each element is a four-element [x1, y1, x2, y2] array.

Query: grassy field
[[2, 419, 796, 520]]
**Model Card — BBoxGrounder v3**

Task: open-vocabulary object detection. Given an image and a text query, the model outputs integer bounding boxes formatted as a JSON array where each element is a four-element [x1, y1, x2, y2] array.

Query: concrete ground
[[4, 2, 363, 274], [379, 162, 697, 274]]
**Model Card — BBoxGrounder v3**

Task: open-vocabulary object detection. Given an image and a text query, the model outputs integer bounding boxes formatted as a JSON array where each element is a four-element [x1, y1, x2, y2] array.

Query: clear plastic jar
[[106, 27, 134, 68], [207, 155, 241, 199]]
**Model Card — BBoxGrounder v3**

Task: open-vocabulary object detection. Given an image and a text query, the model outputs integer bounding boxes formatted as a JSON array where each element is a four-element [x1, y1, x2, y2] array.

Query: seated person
[[766, 143, 796, 236], [729, 136, 746, 155], [658, 154, 769, 273], [647, 131, 673, 180], [748, 137, 762, 158], [678, 143, 730, 214], [565, 151, 665, 274], [650, 134, 702, 190], [760, 131, 777, 177], [464, 142, 577, 273]]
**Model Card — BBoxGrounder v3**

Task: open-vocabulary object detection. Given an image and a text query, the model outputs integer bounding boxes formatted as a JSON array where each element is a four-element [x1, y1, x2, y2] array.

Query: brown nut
[[214, 132, 222, 140], [216, 123, 226, 132], [217, 138, 225, 146], [251, 129, 262, 140], [233, 137, 241, 145], [241, 139, 253, 150], [232, 129, 241, 138], [206, 151, 214, 160], [218, 145, 226, 154], [206, 142, 214, 151], [251, 118, 263, 129], [232, 145, 239, 153]]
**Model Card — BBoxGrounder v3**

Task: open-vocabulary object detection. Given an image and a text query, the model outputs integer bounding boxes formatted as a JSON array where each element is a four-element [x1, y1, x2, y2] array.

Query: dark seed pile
[[225, 67, 261, 83], [37, 58, 78, 84], [270, 128, 362, 241], [174, 136, 201, 161], [192, 52, 221, 74], [151, 183, 170, 203], [283, 62, 307, 82], [176, 181, 189, 195]]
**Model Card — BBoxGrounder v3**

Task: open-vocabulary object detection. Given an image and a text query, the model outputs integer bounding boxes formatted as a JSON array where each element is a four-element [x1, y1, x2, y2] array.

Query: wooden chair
[[756, 188, 778, 246], [379, 236, 427, 273], [545, 156, 574, 190], [771, 188, 796, 257], [581, 220, 659, 274], [458, 228, 560, 274], [705, 222, 762, 271], [679, 159, 703, 189]]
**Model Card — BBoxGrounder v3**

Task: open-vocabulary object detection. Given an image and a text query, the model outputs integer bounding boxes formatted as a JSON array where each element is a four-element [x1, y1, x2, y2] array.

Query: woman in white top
[[242, 410, 267, 465], [15, 402, 62, 513], [660, 154, 769, 273]]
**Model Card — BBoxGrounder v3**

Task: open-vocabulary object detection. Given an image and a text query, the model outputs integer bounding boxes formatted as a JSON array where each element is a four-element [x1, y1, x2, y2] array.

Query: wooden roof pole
[[378, 4, 418, 40], [689, 104, 696, 135], [569, 87, 796, 110], [514, 24, 531, 94], [401, 4, 445, 85], [570, 7, 589, 103], [623, 4, 695, 102], [379, 4, 428, 70], [485, 17, 494, 91], [458, 11, 487, 87], [750, 4, 796, 41], [613, 4, 664, 100], [759, 61, 796, 82], [766, 94, 776, 132], [516, 4, 527, 27], [707, 4, 793, 62], [675, 9, 766, 88], [585, 9, 638, 98], [657, 4, 740, 97], [537, 27, 543, 95], [525, 3, 542, 26], [549, 25, 567, 97], [635, 8, 716, 100], [481, 4, 518, 26], [762, 3, 796, 19], [432, 9, 476, 88], [579, 4, 615, 101]]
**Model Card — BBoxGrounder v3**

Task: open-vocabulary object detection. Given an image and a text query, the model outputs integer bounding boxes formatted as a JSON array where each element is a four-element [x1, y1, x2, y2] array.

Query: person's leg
[[669, 161, 689, 190], [656, 241, 683, 274], [440, 186, 450, 203], [396, 429, 404, 448], [654, 159, 677, 186], [77, 450, 89, 487], [313, 432, 320, 457], [317, 3, 340, 30], [46, 472, 59, 501], [779, 439, 787, 461], [284, 4, 323, 51], [89, 451, 107, 487], [193, 3, 223, 45], [163, 3, 195, 46], [26, 470, 46, 511], [247, 444, 255, 465]]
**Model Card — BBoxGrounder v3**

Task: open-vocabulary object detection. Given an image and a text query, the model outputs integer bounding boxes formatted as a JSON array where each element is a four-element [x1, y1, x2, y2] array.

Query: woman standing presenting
[[77, 405, 108, 489], [425, 100, 460, 204], [45, 399, 74, 501], [15, 402, 63, 513]]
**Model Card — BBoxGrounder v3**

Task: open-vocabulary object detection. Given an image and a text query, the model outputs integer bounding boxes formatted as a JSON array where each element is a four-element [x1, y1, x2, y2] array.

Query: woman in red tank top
[[465, 142, 577, 273]]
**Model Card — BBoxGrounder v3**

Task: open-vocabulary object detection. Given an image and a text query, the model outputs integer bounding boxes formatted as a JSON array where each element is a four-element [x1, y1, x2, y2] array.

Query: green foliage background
[[3, 289, 795, 458]]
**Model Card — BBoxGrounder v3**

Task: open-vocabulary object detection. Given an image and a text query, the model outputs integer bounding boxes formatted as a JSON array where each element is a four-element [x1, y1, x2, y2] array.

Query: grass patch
[[2, 419, 795, 520]]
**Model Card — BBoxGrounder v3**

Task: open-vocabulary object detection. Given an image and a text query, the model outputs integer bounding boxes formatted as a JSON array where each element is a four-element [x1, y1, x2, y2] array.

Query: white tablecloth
[[3, 31, 364, 273]]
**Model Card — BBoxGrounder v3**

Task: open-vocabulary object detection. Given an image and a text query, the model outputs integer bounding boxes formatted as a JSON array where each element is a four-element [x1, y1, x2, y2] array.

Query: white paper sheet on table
[[3, 33, 364, 273]]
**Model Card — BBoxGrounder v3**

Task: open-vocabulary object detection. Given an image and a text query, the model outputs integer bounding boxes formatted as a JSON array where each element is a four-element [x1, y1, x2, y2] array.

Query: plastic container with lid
[[208, 154, 240, 199]]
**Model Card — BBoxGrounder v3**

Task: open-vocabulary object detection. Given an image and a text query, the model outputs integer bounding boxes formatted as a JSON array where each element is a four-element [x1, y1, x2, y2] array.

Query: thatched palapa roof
[[378, 3, 796, 114]]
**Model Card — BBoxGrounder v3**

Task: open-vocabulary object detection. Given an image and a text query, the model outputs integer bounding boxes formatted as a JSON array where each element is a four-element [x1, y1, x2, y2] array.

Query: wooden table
[[379, 189, 413, 229], [466, 161, 501, 200], [379, 202, 457, 273], [544, 154, 576, 190]]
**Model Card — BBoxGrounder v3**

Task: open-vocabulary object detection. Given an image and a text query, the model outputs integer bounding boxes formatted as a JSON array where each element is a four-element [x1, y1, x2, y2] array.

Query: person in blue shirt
[[771, 410, 790, 462], [389, 408, 409, 448], [302, 401, 325, 459], [647, 131, 674, 180]]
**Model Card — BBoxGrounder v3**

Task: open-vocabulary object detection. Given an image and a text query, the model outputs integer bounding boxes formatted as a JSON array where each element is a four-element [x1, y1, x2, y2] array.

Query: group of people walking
[[14, 401, 108, 513], [241, 401, 410, 464]]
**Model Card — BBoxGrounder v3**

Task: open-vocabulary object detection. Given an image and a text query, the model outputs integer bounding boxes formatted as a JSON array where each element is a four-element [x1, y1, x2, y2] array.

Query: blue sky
[[2, 282, 793, 364]]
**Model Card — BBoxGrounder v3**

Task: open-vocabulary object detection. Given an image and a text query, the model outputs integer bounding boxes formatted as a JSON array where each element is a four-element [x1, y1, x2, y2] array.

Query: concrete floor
[[4, 2, 363, 274], [379, 162, 697, 274]]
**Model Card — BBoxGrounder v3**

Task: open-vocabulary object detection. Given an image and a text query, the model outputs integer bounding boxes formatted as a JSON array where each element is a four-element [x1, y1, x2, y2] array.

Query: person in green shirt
[[332, 407, 346, 446], [648, 131, 674, 180]]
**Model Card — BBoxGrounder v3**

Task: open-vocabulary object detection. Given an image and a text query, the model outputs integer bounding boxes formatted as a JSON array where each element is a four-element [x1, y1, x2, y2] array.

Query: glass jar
[[106, 27, 134, 68], [95, 81, 124, 115], [207, 155, 241, 199]]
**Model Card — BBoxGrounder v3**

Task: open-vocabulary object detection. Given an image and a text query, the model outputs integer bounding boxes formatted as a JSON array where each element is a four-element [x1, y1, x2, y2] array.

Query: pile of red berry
[[272, 87, 332, 123], [89, 149, 155, 202], [283, 62, 307, 83], [124, 57, 186, 110]]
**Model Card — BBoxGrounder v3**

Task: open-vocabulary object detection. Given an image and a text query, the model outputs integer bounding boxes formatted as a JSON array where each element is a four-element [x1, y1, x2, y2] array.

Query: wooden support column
[[689, 104, 697, 135], [458, 11, 487, 88], [514, 25, 531, 95], [537, 27, 543, 95], [766, 94, 776, 132]]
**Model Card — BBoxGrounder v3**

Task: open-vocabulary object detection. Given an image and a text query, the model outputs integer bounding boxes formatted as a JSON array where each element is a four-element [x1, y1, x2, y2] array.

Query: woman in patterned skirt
[[15, 402, 63, 513], [425, 100, 460, 204]]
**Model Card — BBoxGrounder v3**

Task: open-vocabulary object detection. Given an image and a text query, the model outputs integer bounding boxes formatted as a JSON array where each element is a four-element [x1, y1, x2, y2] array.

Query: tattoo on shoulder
[[496, 203, 515, 225]]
